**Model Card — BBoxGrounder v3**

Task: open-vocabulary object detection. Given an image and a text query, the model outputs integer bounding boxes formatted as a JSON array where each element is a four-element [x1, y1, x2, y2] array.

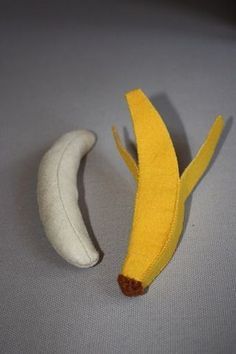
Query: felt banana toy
[[112, 89, 224, 296], [37, 130, 100, 268]]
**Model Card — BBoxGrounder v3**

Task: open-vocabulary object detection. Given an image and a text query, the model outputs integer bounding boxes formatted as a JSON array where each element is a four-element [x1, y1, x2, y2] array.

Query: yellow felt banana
[[112, 89, 224, 296]]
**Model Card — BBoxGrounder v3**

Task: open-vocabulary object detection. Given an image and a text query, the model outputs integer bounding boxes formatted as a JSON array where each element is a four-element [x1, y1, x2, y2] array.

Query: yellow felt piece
[[112, 89, 224, 296], [121, 89, 180, 287], [112, 126, 138, 181], [180, 116, 224, 201]]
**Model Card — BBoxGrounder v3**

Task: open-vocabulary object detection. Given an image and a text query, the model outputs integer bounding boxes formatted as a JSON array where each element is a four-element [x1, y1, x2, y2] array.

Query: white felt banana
[[37, 130, 100, 268]]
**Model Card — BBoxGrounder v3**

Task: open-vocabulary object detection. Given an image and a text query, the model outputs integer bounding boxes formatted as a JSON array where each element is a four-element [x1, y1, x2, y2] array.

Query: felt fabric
[[180, 116, 224, 201], [113, 89, 224, 296], [37, 130, 99, 268], [112, 126, 138, 181]]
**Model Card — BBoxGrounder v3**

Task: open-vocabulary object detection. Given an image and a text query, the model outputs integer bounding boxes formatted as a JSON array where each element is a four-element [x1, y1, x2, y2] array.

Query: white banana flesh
[[37, 130, 100, 268]]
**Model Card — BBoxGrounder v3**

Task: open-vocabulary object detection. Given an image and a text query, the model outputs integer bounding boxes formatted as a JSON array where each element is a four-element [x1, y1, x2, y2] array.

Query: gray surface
[[1, 1, 236, 353]]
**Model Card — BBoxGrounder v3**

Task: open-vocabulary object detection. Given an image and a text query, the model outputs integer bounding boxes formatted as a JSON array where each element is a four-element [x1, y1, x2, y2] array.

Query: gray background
[[0, 1, 236, 353]]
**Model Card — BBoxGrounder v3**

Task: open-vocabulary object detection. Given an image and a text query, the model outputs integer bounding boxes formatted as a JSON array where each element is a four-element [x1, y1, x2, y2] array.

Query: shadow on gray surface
[[123, 126, 138, 162], [1, 0, 235, 23], [151, 93, 192, 174], [0, 0, 235, 41], [164, 0, 236, 23], [77, 153, 104, 265]]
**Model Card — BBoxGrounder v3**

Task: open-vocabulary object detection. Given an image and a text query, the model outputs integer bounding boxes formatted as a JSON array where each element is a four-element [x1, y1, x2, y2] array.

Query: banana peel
[[112, 89, 224, 296]]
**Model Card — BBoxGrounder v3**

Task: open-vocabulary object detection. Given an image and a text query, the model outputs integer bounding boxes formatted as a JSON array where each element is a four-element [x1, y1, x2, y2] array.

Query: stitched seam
[[131, 179, 179, 280], [139, 180, 180, 280], [56, 134, 92, 263]]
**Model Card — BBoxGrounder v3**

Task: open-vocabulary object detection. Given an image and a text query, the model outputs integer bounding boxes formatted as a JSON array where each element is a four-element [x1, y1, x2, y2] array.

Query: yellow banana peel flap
[[112, 89, 224, 297]]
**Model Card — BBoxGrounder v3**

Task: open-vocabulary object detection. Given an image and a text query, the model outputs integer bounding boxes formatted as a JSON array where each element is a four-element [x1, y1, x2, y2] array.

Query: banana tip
[[117, 274, 145, 297]]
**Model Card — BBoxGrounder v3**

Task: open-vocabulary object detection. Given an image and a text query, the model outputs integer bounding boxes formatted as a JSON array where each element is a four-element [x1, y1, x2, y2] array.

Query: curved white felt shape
[[37, 130, 99, 268]]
